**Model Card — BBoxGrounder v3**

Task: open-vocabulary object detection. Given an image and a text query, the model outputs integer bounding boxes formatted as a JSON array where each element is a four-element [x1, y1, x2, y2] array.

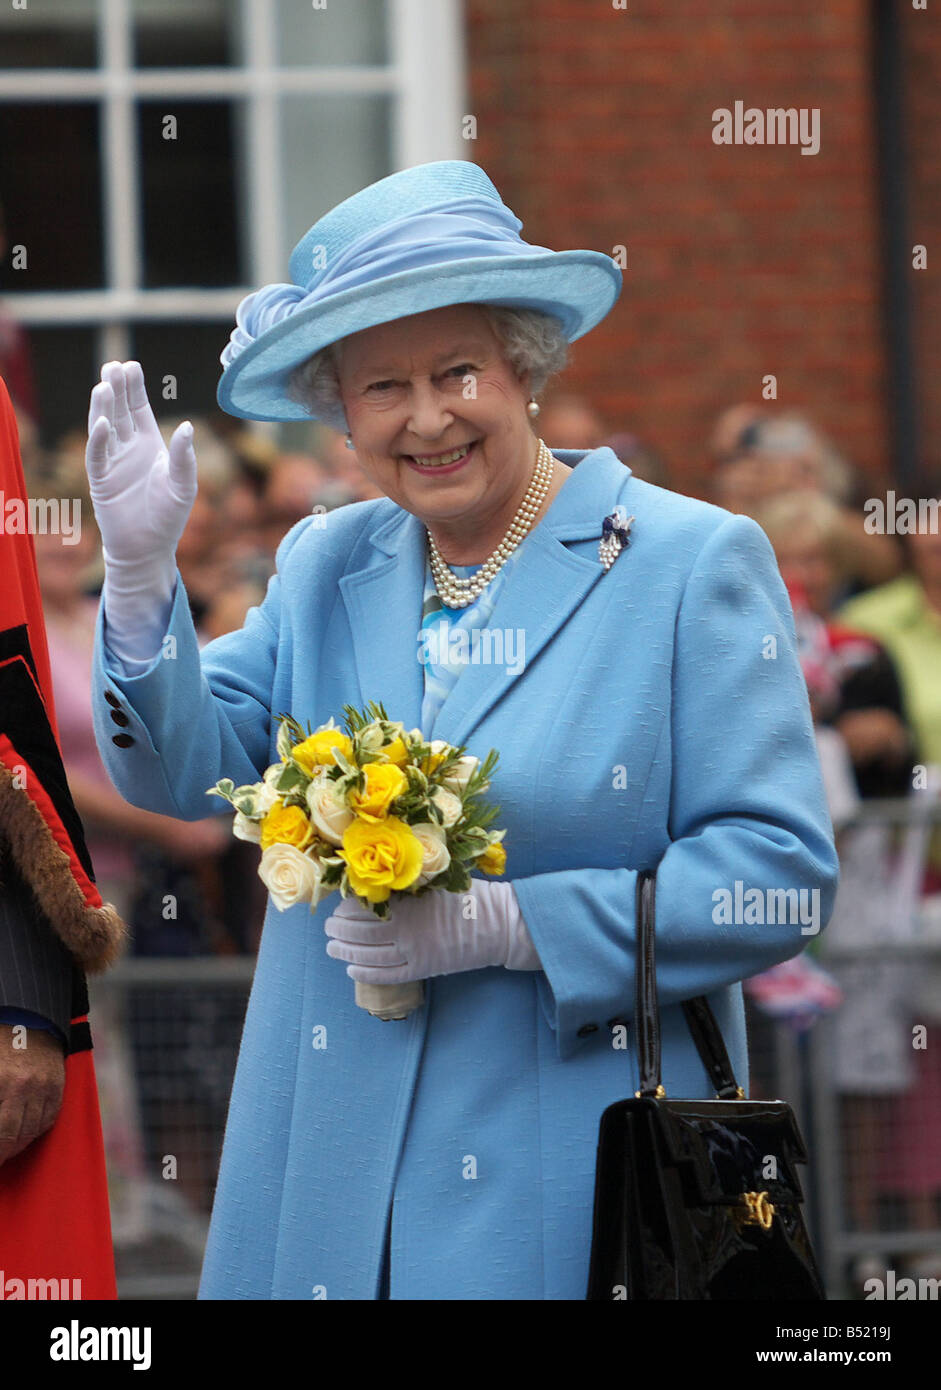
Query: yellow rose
[[349, 763, 408, 822], [477, 841, 507, 876], [381, 737, 409, 767], [292, 729, 354, 772], [419, 738, 452, 776], [340, 815, 424, 903], [260, 799, 315, 851]]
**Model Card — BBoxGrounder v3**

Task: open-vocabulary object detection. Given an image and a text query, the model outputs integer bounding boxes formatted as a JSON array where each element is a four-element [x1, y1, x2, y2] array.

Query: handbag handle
[[634, 869, 744, 1101]]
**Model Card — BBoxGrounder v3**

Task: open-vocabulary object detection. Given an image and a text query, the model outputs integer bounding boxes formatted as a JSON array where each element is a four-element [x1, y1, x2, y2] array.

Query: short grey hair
[[285, 305, 570, 433]]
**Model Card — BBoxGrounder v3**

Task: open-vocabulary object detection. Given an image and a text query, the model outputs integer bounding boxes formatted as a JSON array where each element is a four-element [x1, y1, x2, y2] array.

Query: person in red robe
[[0, 373, 124, 1300]]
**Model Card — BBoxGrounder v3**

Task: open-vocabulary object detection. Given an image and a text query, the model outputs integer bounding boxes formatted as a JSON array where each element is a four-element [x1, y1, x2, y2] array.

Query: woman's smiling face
[[335, 303, 537, 540]]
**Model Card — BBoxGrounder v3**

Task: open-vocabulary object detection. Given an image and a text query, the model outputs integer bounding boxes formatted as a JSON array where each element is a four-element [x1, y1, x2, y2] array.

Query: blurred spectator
[[708, 402, 771, 466], [603, 430, 670, 489], [212, 426, 276, 586], [537, 391, 607, 449], [760, 487, 940, 1283], [711, 410, 902, 592], [33, 473, 239, 1237], [751, 412, 855, 501], [259, 451, 329, 555], [314, 424, 384, 504], [202, 579, 268, 644], [839, 472, 941, 839]]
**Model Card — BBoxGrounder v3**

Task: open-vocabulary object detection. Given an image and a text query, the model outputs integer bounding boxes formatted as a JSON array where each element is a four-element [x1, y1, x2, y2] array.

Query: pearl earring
[[345, 433, 354, 450], [526, 399, 540, 419]]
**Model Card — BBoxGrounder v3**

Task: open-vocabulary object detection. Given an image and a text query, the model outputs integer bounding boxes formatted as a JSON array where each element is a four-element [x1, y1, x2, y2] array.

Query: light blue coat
[[91, 446, 838, 1300]]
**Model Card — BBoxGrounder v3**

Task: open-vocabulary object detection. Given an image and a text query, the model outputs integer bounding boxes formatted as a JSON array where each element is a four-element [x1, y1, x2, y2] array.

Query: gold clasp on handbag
[[734, 1190, 775, 1230]]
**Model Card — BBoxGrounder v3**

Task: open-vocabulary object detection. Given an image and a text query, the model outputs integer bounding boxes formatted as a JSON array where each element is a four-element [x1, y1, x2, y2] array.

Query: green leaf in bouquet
[[226, 783, 263, 815], [440, 859, 471, 894], [277, 762, 310, 794], [461, 747, 500, 800], [429, 746, 464, 779], [353, 722, 385, 759], [404, 764, 429, 795], [206, 778, 235, 802], [342, 700, 391, 738], [331, 745, 358, 778], [340, 704, 364, 735], [275, 714, 301, 762], [320, 860, 345, 888], [457, 825, 490, 851]]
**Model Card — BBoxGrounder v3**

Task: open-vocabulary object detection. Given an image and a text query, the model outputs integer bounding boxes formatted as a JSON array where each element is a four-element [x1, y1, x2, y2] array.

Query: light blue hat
[[217, 160, 622, 422]]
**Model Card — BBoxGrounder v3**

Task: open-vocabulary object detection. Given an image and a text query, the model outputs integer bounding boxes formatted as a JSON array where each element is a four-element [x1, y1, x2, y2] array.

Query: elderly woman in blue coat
[[85, 160, 838, 1300]]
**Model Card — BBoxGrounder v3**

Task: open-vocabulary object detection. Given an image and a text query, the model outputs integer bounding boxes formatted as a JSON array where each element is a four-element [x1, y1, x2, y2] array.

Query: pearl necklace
[[427, 438, 555, 608]]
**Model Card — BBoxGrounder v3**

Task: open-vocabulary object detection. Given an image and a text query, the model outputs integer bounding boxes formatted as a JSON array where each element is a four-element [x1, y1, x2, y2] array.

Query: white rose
[[430, 785, 463, 828], [305, 775, 354, 846], [232, 809, 262, 843], [259, 765, 287, 810], [440, 755, 479, 795], [259, 844, 326, 911], [411, 821, 452, 887]]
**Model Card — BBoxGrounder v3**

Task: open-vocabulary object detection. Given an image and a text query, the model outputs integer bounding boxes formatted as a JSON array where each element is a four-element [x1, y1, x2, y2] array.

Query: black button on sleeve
[[576, 1023, 599, 1038], [109, 709, 130, 727], [104, 690, 121, 708], [111, 733, 134, 748]]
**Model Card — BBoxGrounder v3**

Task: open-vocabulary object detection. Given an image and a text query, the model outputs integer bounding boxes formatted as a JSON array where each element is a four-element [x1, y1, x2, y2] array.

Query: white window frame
[[0, 0, 467, 370]]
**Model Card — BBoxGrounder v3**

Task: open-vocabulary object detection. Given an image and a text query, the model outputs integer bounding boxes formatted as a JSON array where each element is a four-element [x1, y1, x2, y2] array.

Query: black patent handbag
[[585, 870, 826, 1300]]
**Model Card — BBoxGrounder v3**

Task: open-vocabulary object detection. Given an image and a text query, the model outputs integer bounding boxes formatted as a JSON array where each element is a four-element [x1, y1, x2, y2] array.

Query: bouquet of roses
[[207, 701, 507, 1019]]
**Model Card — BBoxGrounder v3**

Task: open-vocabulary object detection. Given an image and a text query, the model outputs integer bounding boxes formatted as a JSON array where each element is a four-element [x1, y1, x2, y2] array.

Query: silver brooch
[[599, 506, 635, 572]]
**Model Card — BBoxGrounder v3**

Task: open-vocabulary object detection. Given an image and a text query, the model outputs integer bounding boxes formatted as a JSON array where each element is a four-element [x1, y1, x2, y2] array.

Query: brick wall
[[466, 0, 937, 495], [903, 1, 941, 482]]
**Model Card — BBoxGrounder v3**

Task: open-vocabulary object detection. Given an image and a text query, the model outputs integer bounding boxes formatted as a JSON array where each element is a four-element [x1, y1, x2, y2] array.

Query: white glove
[[86, 361, 198, 666], [324, 879, 542, 985]]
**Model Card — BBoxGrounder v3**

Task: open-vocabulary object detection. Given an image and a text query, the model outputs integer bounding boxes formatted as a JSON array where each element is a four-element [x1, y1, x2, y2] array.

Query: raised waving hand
[[86, 362, 198, 664], [86, 360, 197, 567]]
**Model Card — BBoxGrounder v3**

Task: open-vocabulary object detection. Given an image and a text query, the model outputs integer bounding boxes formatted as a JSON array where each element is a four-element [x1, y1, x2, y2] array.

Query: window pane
[[19, 325, 99, 452], [133, 0, 239, 69], [137, 101, 241, 288], [132, 321, 235, 426], [0, 104, 104, 291], [0, 2, 97, 69], [277, 0, 388, 67], [279, 95, 392, 272]]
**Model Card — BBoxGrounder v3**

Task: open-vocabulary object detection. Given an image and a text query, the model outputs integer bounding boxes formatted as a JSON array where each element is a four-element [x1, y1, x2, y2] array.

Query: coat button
[[111, 733, 134, 748], [576, 1023, 599, 1038], [104, 691, 121, 708], [109, 709, 130, 727]]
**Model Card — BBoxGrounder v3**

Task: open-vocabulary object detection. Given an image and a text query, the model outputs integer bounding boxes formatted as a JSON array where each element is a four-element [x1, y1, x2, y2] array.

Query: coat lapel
[[339, 448, 635, 747], [337, 507, 427, 733]]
